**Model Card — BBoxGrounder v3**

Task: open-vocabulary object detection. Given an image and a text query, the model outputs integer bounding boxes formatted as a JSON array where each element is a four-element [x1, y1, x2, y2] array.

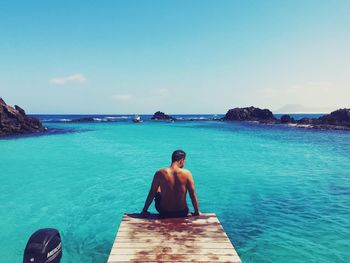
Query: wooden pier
[[107, 213, 242, 262]]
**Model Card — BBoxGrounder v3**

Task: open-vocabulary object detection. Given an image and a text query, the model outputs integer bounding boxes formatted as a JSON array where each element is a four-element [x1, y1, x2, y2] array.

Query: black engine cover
[[23, 228, 62, 263]]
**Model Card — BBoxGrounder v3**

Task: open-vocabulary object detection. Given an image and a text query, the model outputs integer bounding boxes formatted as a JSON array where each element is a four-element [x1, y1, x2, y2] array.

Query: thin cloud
[[49, 73, 87, 85], [112, 94, 133, 101]]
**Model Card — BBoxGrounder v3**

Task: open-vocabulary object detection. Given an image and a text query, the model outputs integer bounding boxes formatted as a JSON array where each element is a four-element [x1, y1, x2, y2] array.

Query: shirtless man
[[141, 150, 200, 218]]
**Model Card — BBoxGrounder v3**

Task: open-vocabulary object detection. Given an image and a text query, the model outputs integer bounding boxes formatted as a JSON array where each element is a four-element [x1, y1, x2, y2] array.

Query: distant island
[[152, 107, 350, 131], [224, 106, 350, 131], [151, 111, 176, 121], [0, 98, 46, 137]]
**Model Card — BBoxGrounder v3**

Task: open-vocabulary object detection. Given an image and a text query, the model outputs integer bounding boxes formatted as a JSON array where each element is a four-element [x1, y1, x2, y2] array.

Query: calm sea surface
[[1, 115, 349, 263]]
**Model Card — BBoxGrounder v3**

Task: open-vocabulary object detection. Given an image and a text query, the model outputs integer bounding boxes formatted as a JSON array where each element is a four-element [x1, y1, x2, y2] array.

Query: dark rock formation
[[280, 115, 296, 124], [222, 106, 277, 123], [297, 118, 316, 125], [151, 111, 176, 121], [0, 97, 46, 137], [317, 108, 350, 127], [294, 108, 350, 130], [222, 106, 350, 131]]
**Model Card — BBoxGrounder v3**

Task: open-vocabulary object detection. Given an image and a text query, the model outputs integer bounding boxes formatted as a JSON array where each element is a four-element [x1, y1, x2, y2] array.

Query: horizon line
[[28, 112, 330, 115]]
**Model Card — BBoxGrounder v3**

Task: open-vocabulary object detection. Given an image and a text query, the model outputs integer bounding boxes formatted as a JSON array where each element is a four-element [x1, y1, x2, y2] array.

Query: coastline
[[31, 111, 349, 132]]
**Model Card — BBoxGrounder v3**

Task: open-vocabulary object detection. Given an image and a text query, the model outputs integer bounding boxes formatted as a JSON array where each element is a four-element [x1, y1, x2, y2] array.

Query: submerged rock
[[222, 106, 276, 123], [151, 111, 176, 121], [0, 97, 46, 137]]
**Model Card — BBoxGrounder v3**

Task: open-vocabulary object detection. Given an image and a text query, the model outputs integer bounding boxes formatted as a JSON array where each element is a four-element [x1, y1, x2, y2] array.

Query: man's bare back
[[156, 167, 192, 211], [141, 150, 200, 218]]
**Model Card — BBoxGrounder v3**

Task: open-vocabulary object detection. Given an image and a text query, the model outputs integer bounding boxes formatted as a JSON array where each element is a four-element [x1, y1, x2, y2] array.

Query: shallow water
[[1, 118, 349, 262]]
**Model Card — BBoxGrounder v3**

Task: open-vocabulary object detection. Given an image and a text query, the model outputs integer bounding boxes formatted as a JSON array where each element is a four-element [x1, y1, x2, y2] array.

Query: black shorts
[[154, 192, 189, 218]]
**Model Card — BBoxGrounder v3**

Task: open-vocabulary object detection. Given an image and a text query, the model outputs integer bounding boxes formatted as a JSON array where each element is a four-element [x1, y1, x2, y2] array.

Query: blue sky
[[0, 0, 349, 114]]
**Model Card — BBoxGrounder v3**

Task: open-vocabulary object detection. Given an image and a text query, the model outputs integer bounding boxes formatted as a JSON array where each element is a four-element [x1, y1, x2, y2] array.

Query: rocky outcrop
[[151, 111, 176, 121], [317, 108, 350, 127], [290, 109, 350, 130], [296, 108, 350, 130], [222, 106, 277, 123], [222, 106, 350, 131], [280, 115, 296, 124], [0, 97, 46, 137], [297, 118, 315, 125]]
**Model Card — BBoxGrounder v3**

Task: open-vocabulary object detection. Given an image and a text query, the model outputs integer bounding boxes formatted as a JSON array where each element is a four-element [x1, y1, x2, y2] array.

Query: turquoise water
[[1, 119, 350, 263]]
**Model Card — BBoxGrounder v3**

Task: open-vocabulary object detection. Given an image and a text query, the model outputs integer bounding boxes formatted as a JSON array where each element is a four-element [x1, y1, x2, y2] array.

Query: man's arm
[[187, 171, 200, 216], [141, 171, 160, 214]]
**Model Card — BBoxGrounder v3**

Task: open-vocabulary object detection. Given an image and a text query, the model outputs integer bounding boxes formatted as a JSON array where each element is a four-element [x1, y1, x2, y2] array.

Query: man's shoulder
[[181, 168, 191, 173], [179, 168, 192, 176], [156, 168, 169, 175]]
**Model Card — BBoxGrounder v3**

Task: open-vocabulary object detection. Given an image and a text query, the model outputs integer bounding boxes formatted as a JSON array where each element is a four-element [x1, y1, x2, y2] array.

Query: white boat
[[132, 115, 143, 123]]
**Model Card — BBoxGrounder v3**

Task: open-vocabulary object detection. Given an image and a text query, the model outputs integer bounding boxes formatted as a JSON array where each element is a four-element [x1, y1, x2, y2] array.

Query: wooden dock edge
[[107, 213, 242, 262]]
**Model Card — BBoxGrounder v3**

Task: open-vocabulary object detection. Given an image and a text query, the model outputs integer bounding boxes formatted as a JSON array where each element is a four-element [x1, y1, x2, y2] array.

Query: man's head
[[171, 150, 186, 168]]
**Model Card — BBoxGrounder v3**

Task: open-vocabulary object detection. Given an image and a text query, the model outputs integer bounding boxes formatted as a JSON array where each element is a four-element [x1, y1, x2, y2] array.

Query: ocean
[[0, 114, 349, 263]]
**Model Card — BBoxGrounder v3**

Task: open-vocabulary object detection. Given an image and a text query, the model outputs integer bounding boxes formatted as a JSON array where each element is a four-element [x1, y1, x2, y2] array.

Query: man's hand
[[191, 211, 201, 216], [140, 210, 151, 218], [187, 172, 200, 217]]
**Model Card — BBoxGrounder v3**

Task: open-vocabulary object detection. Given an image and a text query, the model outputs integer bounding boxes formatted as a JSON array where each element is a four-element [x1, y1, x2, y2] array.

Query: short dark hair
[[172, 150, 186, 162]]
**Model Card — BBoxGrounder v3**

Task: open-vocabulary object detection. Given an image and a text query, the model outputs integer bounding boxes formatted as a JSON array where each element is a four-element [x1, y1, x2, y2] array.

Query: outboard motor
[[23, 228, 62, 263]]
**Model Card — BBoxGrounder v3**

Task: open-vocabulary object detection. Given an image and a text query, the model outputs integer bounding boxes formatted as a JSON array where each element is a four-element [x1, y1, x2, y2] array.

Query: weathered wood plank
[[108, 254, 241, 262], [118, 225, 223, 232], [121, 214, 219, 224], [118, 223, 223, 231], [114, 237, 231, 243], [107, 213, 241, 263], [117, 231, 226, 239], [110, 247, 239, 255], [112, 241, 235, 249]]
